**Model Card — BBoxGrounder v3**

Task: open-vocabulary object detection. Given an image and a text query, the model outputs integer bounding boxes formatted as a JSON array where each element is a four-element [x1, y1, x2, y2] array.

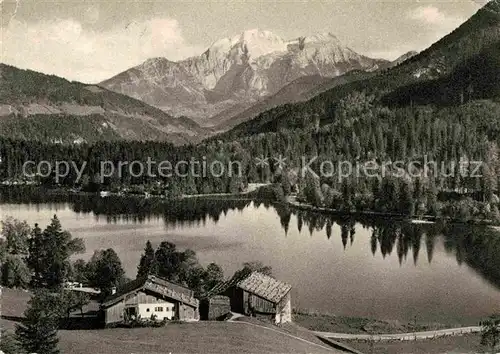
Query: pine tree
[[0, 329, 24, 354], [341, 178, 353, 211], [136, 240, 155, 279], [426, 177, 439, 216], [28, 215, 83, 289], [15, 290, 61, 354], [43, 215, 70, 288], [278, 171, 292, 196], [27, 223, 45, 288], [399, 180, 415, 216]]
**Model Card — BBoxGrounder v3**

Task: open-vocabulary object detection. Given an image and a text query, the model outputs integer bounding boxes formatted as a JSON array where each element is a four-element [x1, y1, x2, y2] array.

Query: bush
[[122, 317, 168, 328]]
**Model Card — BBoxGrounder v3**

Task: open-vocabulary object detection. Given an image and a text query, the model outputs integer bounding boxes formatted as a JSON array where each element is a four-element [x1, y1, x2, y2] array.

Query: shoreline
[[284, 196, 500, 227], [0, 189, 492, 338], [314, 327, 481, 341], [292, 310, 481, 337], [2, 184, 500, 226]]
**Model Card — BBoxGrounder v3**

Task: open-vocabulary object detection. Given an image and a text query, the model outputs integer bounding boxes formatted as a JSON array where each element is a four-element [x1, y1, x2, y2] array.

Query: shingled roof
[[237, 271, 291, 303], [208, 271, 291, 304], [102, 275, 198, 308], [205, 270, 246, 298]]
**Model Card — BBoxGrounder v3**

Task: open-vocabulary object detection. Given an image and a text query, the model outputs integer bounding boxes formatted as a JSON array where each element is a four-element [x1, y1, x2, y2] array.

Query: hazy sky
[[0, 0, 487, 83]]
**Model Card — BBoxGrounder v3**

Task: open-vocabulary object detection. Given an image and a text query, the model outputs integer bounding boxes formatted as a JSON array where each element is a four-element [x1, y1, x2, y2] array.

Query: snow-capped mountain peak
[[101, 29, 390, 123], [239, 29, 287, 59], [303, 32, 342, 44], [206, 29, 287, 62]]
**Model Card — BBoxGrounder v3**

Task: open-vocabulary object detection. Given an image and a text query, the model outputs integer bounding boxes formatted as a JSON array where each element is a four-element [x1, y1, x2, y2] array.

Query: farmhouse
[[209, 271, 292, 324], [101, 275, 199, 326]]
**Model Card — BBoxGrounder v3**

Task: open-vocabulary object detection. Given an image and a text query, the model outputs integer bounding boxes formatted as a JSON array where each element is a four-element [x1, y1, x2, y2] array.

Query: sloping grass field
[[57, 323, 335, 354], [2, 288, 485, 353], [1, 289, 337, 353]]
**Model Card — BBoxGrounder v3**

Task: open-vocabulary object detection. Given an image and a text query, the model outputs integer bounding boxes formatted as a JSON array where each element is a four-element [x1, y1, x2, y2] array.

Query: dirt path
[[229, 319, 342, 353]]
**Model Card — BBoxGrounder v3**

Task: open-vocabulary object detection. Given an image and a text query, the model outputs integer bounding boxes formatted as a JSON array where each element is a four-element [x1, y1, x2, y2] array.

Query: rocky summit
[[100, 29, 389, 126]]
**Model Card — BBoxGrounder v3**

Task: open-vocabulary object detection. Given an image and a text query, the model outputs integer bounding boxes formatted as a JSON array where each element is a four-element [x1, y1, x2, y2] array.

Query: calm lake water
[[1, 190, 500, 324]]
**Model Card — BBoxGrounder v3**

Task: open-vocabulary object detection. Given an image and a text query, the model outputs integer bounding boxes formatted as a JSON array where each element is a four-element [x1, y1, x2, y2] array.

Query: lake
[[1, 189, 499, 324]]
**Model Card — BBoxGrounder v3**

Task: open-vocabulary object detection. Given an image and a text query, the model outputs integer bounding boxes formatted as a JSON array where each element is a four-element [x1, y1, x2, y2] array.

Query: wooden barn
[[199, 295, 231, 320], [209, 271, 292, 324], [101, 275, 199, 326]]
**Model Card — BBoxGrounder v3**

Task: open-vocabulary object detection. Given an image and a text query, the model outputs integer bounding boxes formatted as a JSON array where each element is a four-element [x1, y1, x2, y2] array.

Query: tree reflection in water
[[2, 186, 500, 290]]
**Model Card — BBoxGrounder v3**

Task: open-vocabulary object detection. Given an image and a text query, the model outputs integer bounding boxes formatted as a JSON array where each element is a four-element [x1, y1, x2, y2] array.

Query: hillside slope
[[57, 323, 339, 354], [0, 64, 204, 144], [210, 71, 372, 132], [220, 1, 500, 139], [0, 289, 339, 354], [208, 48, 419, 132], [383, 41, 500, 107]]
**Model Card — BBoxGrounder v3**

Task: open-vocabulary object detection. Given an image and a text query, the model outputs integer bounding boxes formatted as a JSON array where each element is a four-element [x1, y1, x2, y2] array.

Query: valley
[[2, 1, 500, 353]]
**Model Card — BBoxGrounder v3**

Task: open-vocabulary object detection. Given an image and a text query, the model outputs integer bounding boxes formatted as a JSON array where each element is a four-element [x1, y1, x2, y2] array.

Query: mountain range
[[218, 0, 500, 139], [2, 1, 499, 145], [100, 30, 391, 128], [0, 64, 206, 145]]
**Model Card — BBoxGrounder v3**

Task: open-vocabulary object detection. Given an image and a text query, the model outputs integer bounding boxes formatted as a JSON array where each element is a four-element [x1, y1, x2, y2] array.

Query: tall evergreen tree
[[341, 178, 353, 211], [399, 180, 415, 216], [43, 216, 71, 288], [136, 240, 155, 279], [28, 216, 84, 289], [15, 290, 61, 354], [27, 223, 45, 288], [0, 329, 24, 354]]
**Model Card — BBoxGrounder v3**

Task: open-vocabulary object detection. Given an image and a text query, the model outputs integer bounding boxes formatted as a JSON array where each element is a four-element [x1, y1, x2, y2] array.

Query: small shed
[[210, 271, 292, 324], [200, 295, 231, 320], [101, 275, 199, 326]]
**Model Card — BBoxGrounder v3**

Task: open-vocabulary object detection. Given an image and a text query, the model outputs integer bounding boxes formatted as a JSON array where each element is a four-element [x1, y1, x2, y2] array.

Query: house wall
[[179, 303, 199, 321], [137, 301, 175, 320], [243, 291, 276, 314], [225, 287, 286, 317], [104, 290, 199, 324], [104, 300, 125, 325], [222, 287, 291, 324], [275, 291, 292, 324], [200, 296, 231, 320]]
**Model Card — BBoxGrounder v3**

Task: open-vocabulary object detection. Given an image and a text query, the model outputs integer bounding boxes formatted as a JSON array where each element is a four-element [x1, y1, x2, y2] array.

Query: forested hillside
[[219, 1, 500, 139], [0, 64, 204, 144], [1, 2, 500, 223]]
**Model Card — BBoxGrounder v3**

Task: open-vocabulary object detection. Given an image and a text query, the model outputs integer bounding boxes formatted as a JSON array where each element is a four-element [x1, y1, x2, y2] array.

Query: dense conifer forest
[[2, 3, 500, 222]]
